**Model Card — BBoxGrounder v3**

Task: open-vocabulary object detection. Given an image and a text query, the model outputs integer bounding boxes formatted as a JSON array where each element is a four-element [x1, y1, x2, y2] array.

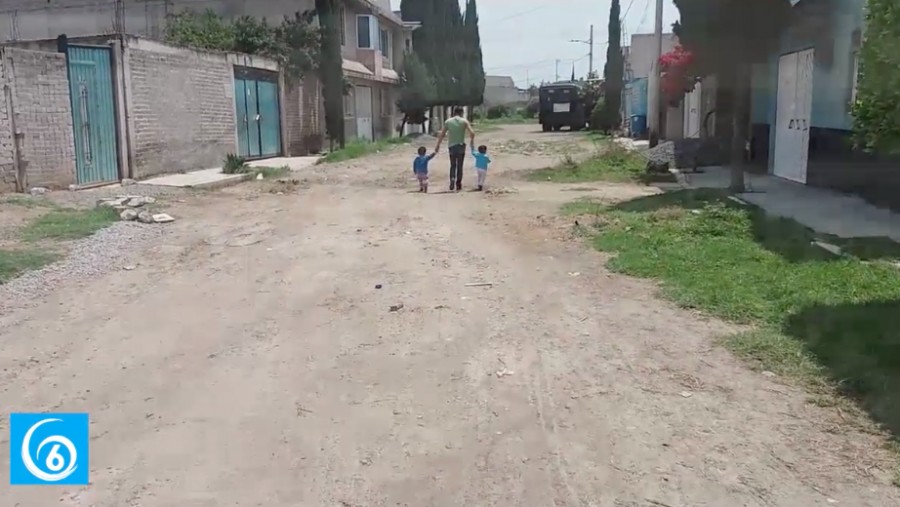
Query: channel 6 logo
[[9, 413, 89, 485]]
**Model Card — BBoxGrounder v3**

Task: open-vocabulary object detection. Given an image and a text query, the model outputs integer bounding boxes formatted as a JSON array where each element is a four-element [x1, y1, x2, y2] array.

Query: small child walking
[[413, 146, 436, 193], [472, 145, 492, 191]]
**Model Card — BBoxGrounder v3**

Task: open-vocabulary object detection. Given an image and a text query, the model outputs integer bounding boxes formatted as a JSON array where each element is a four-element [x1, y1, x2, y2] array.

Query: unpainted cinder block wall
[[283, 73, 324, 155], [125, 41, 238, 178], [0, 48, 77, 191]]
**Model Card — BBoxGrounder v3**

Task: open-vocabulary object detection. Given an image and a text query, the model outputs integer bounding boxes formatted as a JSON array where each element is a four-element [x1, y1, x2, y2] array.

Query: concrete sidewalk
[[138, 156, 321, 190], [680, 167, 900, 241]]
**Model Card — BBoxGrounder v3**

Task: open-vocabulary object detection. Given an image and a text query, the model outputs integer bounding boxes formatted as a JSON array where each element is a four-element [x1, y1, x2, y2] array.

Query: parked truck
[[538, 82, 587, 132]]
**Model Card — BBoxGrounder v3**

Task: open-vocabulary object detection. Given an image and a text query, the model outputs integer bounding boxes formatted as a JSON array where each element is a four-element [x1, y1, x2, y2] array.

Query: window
[[405, 37, 411, 52], [381, 88, 392, 116], [357, 15, 379, 50], [344, 89, 354, 117], [380, 29, 391, 63], [339, 7, 346, 46]]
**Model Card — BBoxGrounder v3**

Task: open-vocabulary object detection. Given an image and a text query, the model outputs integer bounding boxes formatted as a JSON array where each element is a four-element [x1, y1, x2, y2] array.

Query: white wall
[[626, 33, 678, 80]]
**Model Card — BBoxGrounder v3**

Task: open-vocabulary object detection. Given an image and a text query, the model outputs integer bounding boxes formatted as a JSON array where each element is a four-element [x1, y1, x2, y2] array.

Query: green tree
[[165, 9, 234, 51], [401, 0, 470, 106], [463, 0, 485, 106], [315, 0, 345, 148], [397, 52, 436, 133], [165, 9, 319, 83], [852, 0, 900, 153], [673, 0, 792, 191], [600, 0, 624, 133]]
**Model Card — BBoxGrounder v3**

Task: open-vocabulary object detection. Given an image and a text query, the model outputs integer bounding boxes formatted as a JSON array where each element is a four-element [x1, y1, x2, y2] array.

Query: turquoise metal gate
[[234, 68, 282, 159], [66, 45, 119, 185]]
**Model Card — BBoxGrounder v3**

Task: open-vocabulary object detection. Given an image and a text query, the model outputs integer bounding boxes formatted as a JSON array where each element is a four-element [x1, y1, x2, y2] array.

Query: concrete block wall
[[6, 48, 77, 188], [0, 57, 14, 191], [125, 40, 238, 178], [0, 48, 76, 190], [284, 74, 324, 155]]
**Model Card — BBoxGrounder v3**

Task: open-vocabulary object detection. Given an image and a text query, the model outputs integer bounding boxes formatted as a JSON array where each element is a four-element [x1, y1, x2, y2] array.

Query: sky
[[391, 0, 681, 89]]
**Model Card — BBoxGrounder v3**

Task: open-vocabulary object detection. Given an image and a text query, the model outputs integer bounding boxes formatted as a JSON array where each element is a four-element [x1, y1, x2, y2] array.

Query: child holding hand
[[413, 146, 436, 193], [472, 145, 491, 191]]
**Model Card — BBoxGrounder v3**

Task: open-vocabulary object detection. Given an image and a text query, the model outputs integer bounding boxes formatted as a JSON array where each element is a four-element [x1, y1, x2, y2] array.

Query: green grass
[[569, 189, 900, 454], [0, 249, 58, 283], [527, 142, 646, 183], [473, 114, 537, 126], [319, 137, 410, 164], [251, 165, 291, 179], [0, 195, 61, 209], [20, 207, 119, 242]]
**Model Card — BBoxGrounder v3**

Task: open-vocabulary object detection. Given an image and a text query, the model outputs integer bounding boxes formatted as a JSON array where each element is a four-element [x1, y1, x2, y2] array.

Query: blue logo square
[[9, 413, 89, 485]]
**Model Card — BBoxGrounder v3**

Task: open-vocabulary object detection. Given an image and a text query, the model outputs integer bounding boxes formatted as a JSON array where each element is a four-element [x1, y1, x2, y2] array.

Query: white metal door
[[355, 86, 374, 141], [774, 52, 799, 182], [795, 48, 815, 183], [683, 83, 702, 138]]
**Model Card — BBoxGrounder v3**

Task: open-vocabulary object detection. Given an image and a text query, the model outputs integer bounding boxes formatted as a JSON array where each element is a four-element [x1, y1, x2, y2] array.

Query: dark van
[[538, 83, 586, 132]]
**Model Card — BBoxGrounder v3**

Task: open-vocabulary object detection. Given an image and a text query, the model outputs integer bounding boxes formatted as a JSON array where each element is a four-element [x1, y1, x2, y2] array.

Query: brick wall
[[125, 42, 238, 178], [0, 58, 14, 191], [0, 48, 77, 190], [284, 73, 324, 155]]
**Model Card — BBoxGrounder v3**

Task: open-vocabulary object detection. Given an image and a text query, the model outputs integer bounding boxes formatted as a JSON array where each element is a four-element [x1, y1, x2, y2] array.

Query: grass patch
[[251, 165, 291, 179], [0, 195, 60, 209], [574, 189, 900, 448], [473, 115, 536, 127], [319, 137, 410, 164], [526, 142, 646, 183], [20, 207, 119, 242], [0, 249, 58, 283]]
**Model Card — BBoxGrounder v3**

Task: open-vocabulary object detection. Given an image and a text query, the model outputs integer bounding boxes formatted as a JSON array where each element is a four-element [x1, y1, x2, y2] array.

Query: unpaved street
[[1, 125, 898, 506]]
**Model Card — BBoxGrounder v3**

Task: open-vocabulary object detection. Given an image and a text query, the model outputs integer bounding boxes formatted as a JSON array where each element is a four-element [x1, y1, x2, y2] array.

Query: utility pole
[[555, 59, 560, 82], [569, 27, 595, 76], [588, 25, 594, 76], [647, 0, 663, 147]]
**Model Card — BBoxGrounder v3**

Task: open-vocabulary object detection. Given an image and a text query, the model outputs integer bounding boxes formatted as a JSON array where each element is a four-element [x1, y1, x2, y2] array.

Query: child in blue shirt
[[413, 146, 436, 193], [472, 145, 491, 191]]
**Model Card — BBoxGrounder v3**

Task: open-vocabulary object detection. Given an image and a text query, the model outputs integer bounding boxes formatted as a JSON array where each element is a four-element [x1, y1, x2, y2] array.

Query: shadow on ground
[[785, 299, 900, 437]]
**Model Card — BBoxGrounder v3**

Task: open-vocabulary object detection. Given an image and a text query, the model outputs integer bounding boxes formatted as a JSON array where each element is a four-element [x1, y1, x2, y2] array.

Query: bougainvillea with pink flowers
[[659, 45, 699, 106]]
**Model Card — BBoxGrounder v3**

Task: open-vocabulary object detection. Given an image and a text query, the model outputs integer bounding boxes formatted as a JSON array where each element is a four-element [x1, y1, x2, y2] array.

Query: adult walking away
[[434, 107, 475, 192]]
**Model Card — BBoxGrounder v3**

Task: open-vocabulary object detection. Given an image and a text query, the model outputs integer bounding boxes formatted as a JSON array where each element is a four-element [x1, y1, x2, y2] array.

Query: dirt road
[[1, 125, 897, 506]]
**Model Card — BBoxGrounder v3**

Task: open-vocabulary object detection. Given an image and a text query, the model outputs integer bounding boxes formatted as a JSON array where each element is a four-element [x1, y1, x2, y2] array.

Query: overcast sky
[[391, 0, 681, 88]]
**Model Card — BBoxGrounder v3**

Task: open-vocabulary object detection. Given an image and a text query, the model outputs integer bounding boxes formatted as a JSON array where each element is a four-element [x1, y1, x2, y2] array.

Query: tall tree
[[601, 0, 624, 132], [852, 0, 900, 154], [315, 0, 345, 148], [397, 52, 435, 133], [401, 0, 467, 106], [463, 0, 485, 107], [673, 0, 792, 191]]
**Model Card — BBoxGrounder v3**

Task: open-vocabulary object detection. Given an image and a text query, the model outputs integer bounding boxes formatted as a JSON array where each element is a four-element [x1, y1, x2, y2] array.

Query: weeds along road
[[1, 124, 897, 506]]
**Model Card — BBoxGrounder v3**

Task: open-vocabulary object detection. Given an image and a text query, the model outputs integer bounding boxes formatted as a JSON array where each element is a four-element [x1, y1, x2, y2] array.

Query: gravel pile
[[0, 221, 167, 315]]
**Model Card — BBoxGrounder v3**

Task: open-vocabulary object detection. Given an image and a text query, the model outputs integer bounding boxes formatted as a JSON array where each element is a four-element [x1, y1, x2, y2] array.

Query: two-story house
[[337, 0, 418, 141], [0, 0, 418, 145]]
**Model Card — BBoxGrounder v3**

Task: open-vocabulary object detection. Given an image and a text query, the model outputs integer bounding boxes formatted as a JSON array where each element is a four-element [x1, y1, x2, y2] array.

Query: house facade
[[0, 0, 416, 146], [747, 0, 898, 207], [482, 75, 528, 110], [622, 32, 714, 140]]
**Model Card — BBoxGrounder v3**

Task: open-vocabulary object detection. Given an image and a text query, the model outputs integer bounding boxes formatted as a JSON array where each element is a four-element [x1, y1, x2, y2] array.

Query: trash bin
[[630, 115, 647, 139]]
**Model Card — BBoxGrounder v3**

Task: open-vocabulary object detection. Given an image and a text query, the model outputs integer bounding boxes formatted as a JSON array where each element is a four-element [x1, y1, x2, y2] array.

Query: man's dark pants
[[448, 143, 466, 190]]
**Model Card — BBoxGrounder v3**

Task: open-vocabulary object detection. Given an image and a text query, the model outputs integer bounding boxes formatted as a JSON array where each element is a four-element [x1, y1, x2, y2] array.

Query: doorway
[[773, 48, 814, 184], [234, 68, 282, 159]]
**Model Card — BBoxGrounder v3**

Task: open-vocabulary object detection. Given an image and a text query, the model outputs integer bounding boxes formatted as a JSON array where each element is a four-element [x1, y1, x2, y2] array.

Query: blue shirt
[[472, 150, 491, 170], [413, 153, 435, 174]]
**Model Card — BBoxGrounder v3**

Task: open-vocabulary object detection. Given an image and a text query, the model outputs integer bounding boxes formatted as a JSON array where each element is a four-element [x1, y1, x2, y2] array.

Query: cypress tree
[[463, 0, 485, 106], [601, 0, 624, 132], [315, 0, 345, 148]]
